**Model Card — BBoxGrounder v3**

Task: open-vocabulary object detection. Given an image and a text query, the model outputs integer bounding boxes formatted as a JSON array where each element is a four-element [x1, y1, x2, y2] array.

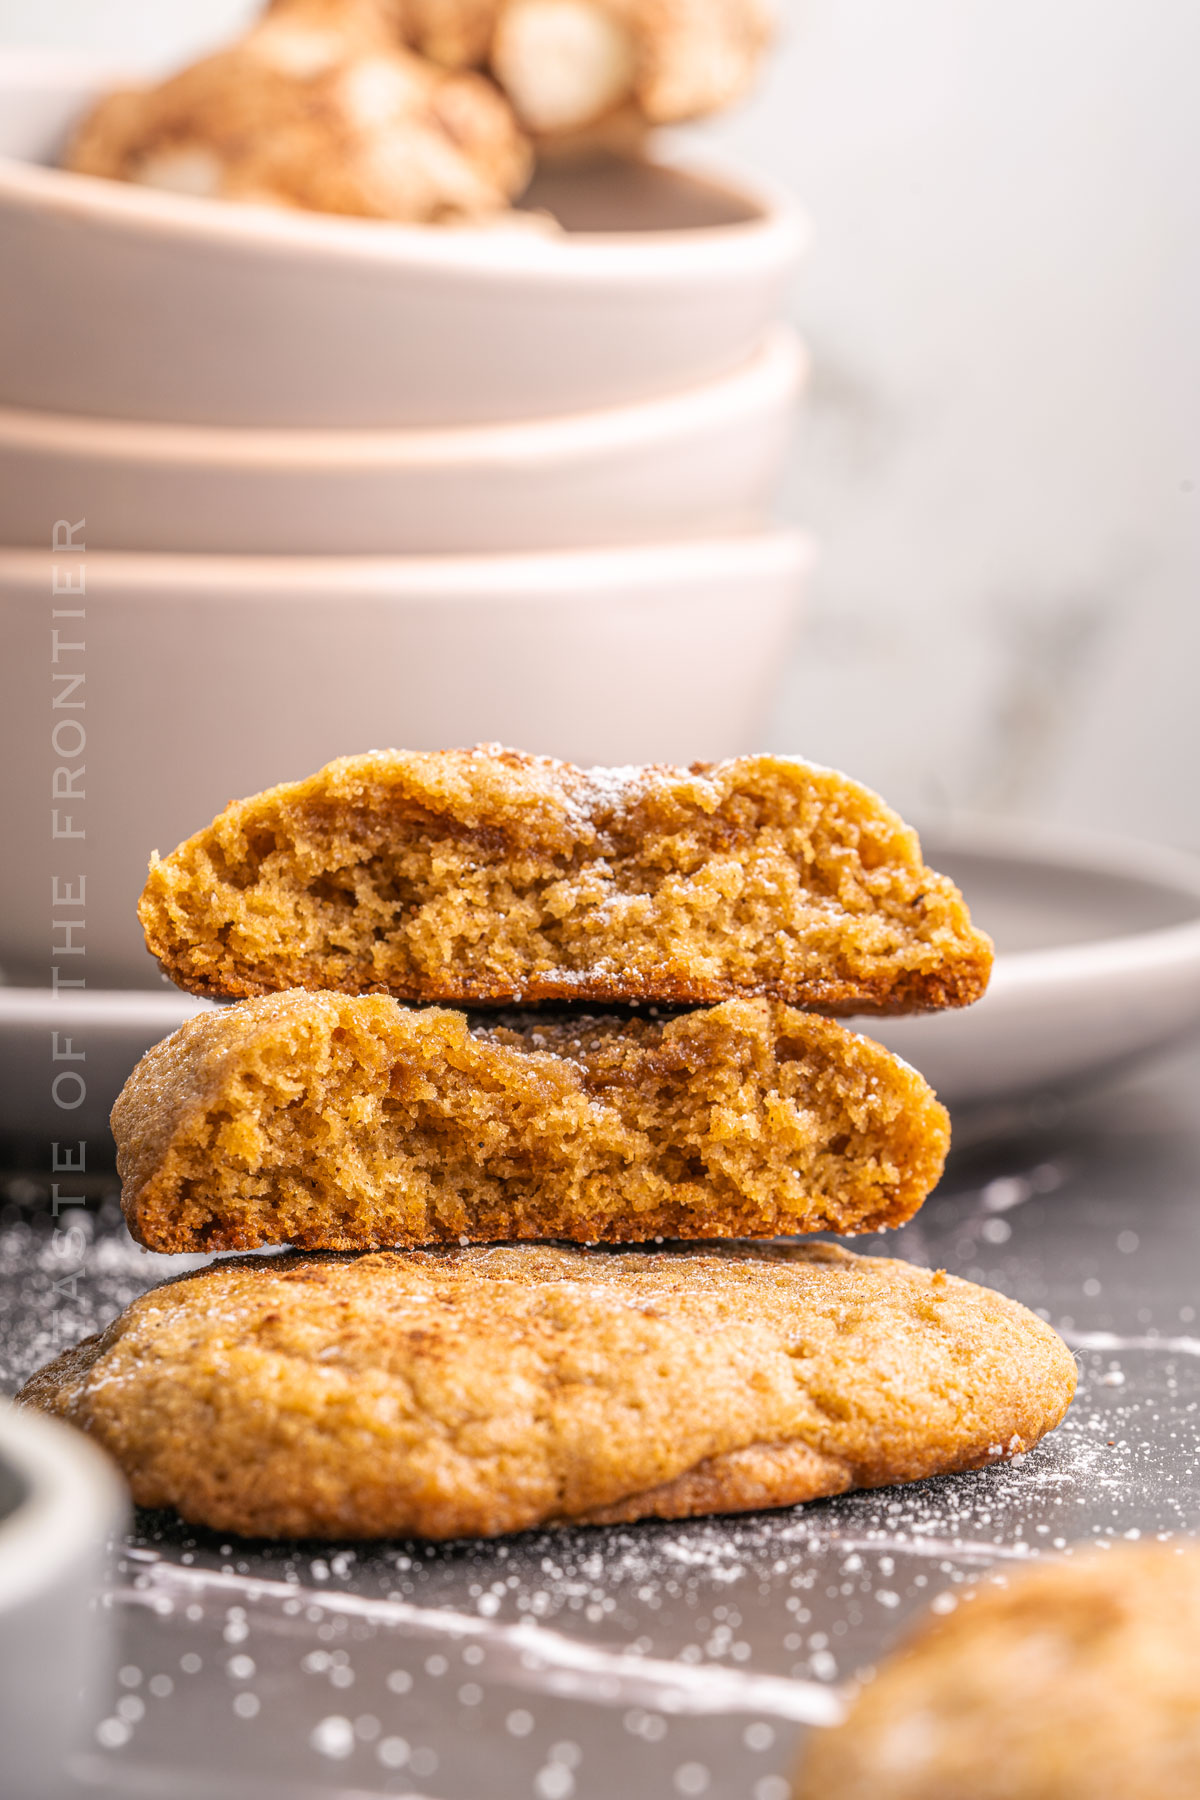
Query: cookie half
[[65, 6, 532, 223], [138, 746, 993, 1011], [112, 991, 950, 1252], [796, 1542, 1200, 1800], [19, 1242, 1075, 1540]]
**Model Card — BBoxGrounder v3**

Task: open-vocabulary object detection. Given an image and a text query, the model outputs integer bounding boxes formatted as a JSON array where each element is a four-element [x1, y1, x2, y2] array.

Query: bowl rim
[[0, 49, 807, 282], [0, 529, 815, 597], [0, 327, 807, 466], [0, 1403, 126, 1613]]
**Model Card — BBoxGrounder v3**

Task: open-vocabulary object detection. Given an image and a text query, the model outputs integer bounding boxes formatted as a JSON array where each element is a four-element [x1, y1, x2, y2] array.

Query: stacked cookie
[[20, 747, 1076, 1540]]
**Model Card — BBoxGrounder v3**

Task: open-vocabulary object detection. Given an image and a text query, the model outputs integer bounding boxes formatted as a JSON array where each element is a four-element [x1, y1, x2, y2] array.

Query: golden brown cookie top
[[138, 746, 994, 1011], [21, 1242, 1074, 1541], [797, 1541, 1200, 1800]]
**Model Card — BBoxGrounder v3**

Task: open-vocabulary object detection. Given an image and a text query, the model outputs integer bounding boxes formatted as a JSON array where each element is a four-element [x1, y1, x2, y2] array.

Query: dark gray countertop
[[2, 1044, 1198, 1800]]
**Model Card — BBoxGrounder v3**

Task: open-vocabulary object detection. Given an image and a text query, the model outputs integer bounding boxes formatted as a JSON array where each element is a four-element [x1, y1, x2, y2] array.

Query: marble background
[[4, 0, 1196, 848]]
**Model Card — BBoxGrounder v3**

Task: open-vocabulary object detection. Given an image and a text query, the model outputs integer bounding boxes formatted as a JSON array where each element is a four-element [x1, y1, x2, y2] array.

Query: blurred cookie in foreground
[[796, 1542, 1200, 1800], [113, 992, 950, 1252], [138, 746, 994, 1011], [18, 1242, 1075, 1540], [65, 0, 532, 223]]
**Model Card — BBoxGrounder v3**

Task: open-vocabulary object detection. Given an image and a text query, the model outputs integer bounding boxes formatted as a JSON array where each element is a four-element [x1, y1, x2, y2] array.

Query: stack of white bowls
[[0, 48, 810, 991]]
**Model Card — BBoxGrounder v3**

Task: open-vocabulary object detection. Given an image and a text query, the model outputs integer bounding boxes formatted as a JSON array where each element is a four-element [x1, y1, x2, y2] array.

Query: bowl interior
[[522, 154, 762, 232]]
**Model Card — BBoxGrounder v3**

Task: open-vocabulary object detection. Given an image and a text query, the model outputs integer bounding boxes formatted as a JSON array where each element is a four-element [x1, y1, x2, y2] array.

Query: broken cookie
[[138, 746, 993, 1013], [111, 991, 950, 1252]]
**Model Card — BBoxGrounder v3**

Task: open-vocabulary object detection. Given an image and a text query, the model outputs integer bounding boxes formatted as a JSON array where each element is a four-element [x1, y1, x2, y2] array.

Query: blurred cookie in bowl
[[2, 51, 802, 428], [796, 1541, 1200, 1800], [400, 0, 777, 146], [63, 0, 778, 222], [65, 0, 533, 223]]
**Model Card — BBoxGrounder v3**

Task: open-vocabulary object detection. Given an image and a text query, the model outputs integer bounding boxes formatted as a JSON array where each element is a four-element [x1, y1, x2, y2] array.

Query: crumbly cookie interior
[[113, 993, 949, 1252], [139, 748, 993, 1011]]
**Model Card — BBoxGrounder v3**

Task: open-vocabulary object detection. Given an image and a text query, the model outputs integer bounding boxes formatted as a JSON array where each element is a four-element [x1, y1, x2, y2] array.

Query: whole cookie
[[20, 1242, 1074, 1540], [796, 1542, 1200, 1800]]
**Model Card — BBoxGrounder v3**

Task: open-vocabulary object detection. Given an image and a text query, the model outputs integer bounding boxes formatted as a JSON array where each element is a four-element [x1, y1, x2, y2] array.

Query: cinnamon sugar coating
[[18, 1243, 1075, 1540], [138, 747, 993, 1013], [796, 1542, 1200, 1800], [111, 992, 950, 1253]]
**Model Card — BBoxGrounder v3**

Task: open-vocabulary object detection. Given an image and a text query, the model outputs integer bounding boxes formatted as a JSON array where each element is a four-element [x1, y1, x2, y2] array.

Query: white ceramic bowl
[[0, 533, 810, 986], [0, 328, 804, 556], [0, 1403, 127, 1800], [0, 51, 806, 429]]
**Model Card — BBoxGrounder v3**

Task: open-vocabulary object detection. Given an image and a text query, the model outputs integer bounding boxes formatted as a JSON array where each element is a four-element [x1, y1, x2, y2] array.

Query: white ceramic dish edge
[[866, 820, 1200, 1107], [0, 1403, 128, 1800], [0, 530, 814, 594], [0, 327, 806, 465], [0, 1401, 126, 1610]]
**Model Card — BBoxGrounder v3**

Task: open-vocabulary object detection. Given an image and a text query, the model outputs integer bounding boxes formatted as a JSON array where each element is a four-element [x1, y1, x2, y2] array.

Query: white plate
[[865, 819, 1200, 1109], [0, 52, 804, 428], [3, 820, 1199, 1145]]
